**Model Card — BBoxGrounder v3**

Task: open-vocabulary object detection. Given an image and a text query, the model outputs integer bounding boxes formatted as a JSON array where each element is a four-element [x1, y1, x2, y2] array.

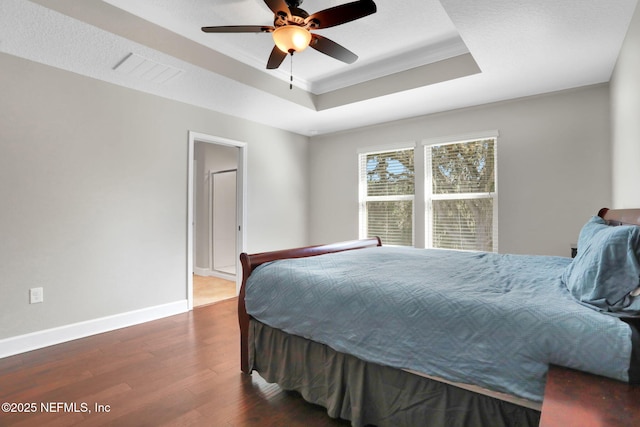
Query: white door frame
[[187, 131, 247, 310]]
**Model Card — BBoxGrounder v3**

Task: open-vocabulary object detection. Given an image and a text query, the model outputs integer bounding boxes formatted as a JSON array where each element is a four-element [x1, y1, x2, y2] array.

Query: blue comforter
[[245, 246, 632, 402]]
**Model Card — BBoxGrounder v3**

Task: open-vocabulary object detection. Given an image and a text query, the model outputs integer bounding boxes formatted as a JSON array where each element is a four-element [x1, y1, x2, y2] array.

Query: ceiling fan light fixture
[[273, 25, 312, 53]]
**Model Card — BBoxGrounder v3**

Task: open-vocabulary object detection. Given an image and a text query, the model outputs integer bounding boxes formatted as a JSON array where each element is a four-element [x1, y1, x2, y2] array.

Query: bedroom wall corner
[[611, 2, 640, 208], [0, 52, 309, 348]]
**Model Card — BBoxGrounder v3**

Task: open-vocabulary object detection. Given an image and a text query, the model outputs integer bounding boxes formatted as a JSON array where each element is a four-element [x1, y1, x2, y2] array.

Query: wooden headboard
[[598, 208, 640, 226]]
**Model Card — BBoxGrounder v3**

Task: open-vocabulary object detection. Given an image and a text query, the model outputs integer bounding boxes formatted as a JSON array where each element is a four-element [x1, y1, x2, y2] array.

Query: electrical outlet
[[29, 287, 44, 304]]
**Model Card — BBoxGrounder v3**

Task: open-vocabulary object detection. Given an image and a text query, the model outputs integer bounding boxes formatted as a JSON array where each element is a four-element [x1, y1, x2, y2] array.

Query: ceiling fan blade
[[304, 0, 376, 29], [201, 25, 274, 33], [264, 0, 291, 18], [267, 45, 288, 69], [310, 34, 357, 64]]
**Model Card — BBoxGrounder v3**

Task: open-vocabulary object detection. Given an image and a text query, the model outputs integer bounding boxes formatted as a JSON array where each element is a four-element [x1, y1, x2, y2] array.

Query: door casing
[[187, 131, 247, 310]]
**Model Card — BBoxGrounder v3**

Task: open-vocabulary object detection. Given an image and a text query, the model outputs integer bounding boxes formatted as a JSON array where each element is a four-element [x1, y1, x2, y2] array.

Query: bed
[[237, 208, 640, 426]]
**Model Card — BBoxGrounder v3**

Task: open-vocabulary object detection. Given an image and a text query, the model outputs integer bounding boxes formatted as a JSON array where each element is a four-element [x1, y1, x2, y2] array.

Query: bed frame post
[[238, 252, 252, 374]]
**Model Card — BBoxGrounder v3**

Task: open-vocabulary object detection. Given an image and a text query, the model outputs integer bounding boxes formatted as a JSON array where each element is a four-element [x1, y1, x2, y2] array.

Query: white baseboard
[[193, 266, 211, 276], [0, 300, 189, 359], [193, 267, 236, 282]]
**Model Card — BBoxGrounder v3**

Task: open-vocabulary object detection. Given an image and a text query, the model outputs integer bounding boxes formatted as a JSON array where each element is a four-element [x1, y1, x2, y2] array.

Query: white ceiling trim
[[311, 35, 470, 94]]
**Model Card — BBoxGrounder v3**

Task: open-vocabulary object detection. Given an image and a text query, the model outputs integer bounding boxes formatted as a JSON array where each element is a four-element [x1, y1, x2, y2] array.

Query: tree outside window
[[358, 138, 497, 252], [426, 139, 497, 252], [359, 148, 414, 246]]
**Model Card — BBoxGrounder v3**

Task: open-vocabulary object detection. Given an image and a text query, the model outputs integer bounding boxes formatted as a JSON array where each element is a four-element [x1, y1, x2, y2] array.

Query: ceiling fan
[[201, 0, 377, 70]]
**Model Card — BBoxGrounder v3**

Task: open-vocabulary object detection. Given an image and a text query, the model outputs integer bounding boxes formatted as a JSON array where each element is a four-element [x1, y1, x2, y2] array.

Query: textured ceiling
[[1, 0, 637, 136], [102, 0, 468, 94]]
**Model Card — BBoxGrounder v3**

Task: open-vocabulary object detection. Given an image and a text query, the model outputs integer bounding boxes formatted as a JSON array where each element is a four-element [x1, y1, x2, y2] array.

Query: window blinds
[[426, 139, 497, 252], [359, 148, 414, 246], [358, 138, 497, 251]]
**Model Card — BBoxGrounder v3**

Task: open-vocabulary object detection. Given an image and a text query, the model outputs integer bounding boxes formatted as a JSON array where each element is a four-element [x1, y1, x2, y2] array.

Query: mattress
[[245, 246, 634, 402]]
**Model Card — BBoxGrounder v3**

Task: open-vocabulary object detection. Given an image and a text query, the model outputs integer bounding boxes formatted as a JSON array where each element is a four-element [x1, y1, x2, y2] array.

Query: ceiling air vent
[[114, 53, 184, 84]]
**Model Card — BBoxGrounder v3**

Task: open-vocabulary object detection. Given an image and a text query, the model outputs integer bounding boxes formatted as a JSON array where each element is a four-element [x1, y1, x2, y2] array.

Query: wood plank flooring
[[0, 299, 350, 426], [193, 275, 237, 307]]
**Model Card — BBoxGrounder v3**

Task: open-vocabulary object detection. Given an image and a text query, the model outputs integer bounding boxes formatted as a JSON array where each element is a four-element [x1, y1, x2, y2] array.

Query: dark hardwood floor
[[0, 298, 351, 426]]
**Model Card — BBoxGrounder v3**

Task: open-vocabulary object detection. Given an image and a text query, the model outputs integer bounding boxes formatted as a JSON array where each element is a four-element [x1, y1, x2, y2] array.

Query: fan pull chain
[[289, 52, 294, 90]]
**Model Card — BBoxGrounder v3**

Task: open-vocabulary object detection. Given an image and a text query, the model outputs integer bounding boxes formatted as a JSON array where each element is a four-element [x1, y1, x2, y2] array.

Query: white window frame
[[423, 133, 498, 252], [358, 144, 416, 246]]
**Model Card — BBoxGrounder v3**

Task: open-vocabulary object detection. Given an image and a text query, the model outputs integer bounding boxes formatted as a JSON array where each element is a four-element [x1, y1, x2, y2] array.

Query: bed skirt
[[248, 320, 540, 427]]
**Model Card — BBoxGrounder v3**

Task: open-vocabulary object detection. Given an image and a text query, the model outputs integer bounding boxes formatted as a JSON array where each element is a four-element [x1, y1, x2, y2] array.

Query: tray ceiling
[[1, 0, 637, 135]]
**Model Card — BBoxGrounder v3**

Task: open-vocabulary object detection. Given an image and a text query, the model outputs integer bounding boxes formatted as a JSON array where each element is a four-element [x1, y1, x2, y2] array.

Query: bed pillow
[[563, 215, 640, 314]]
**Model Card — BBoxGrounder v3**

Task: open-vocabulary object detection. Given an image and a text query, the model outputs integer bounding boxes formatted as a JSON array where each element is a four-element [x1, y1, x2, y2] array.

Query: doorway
[[187, 132, 247, 310]]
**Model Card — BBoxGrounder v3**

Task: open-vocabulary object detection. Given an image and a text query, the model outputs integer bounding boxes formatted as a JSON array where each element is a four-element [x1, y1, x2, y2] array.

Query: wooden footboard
[[238, 237, 382, 374]]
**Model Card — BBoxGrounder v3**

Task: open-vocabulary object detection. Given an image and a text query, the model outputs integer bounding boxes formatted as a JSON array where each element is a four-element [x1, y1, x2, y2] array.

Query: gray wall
[[0, 53, 309, 340], [611, 2, 640, 207], [309, 85, 611, 257]]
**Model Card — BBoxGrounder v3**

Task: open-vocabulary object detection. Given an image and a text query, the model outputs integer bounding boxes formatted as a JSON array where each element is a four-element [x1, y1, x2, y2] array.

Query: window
[[425, 138, 497, 252], [359, 148, 414, 246]]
